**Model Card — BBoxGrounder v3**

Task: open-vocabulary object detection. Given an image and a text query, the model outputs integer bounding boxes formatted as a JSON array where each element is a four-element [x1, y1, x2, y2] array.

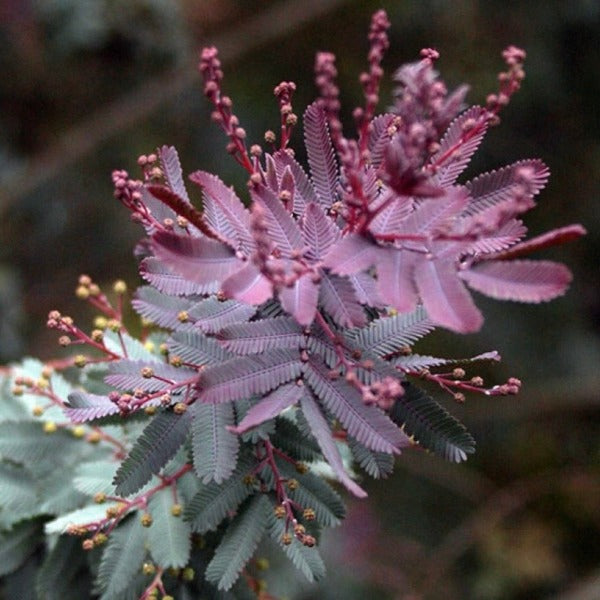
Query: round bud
[[72, 426, 86, 438], [113, 280, 127, 294], [182, 567, 195, 581], [144, 406, 157, 416], [173, 402, 187, 415], [171, 504, 183, 517], [140, 513, 153, 527], [75, 285, 90, 299], [281, 533, 292, 546], [73, 355, 87, 368], [142, 562, 156, 575], [32, 405, 43, 416], [94, 492, 106, 504], [43, 421, 57, 434], [82, 539, 94, 551]]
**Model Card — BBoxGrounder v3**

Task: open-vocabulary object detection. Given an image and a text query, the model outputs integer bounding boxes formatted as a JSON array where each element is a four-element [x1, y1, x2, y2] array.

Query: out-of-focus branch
[[0, 0, 348, 217]]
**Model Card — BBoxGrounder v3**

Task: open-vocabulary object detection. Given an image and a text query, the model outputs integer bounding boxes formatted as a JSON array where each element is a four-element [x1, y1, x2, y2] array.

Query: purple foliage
[[104, 12, 584, 497]]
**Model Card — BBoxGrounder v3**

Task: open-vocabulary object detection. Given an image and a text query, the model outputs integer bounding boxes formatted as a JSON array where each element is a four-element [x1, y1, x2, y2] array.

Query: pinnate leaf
[[299, 390, 367, 498], [199, 349, 303, 403], [205, 494, 270, 591], [389, 383, 475, 463], [461, 259, 572, 302], [148, 487, 192, 568], [96, 515, 148, 600], [185, 455, 255, 533], [228, 383, 303, 434], [113, 410, 192, 496], [190, 401, 239, 483], [304, 102, 338, 207]]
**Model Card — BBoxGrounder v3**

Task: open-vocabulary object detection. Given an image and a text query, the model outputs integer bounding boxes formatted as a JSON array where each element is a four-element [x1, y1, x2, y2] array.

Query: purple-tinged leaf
[[169, 330, 233, 367], [280, 166, 295, 213], [141, 186, 176, 228], [301, 202, 339, 260], [159, 145, 190, 204], [228, 384, 303, 434], [132, 286, 196, 330], [273, 150, 317, 214], [188, 297, 255, 334], [251, 185, 303, 257], [368, 191, 413, 236], [105, 360, 196, 394], [431, 106, 488, 187], [189, 170, 254, 254], [306, 360, 407, 454], [491, 224, 587, 260], [368, 114, 396, 167], [279, 273, 319, 326], [147, 185, 216, 239], [396, 187, 468, 237], [376, 248, 418, 313], [322, 234, 377, 275], [190, 401, 239, 483], [153, 230, 242, 286], [299, 390, 367, 498], [396, 350, 501, 371], [462, 218, 527, 256], [350, 305, 434, 357], [460, 259, 573, 302], [303, 102, 338, 208], [348, 272, 384, 308], [464, 159, 549, 216], [199, 349, 303, 403], [140, 257, 217, 296], [319, 273, 366, 327], [414, 257, 483, 333], [263, 154, 279, 192], [65, 391, 120, 423], [221, 261, 273, 306], [219, 317, 304, 355]]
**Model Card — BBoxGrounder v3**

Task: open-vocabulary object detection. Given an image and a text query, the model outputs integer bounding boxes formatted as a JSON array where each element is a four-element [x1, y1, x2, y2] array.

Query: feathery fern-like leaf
[[113, 410, 192, 496], [190, 401, 239, 483], [140, 257, 216, 296], [349, 305, 434, 357], [64, 392, 120, 423], [347, 436, 395, 479], [199, 349, 303, 403], [96, 515, 148, 600], [204, 494, 270, 591], [168, 329, 233, 366], [0, 519, 42, 578], [185, 456, 255, 533], [188, 297, 256, 334], [148, 487, 192, 568], [218, 317, 304, 355], [304, 102, 338, 207], [229, 384, 303, 434], [299, 390, 367, 498], [131, 286, 196, 330], [305, 360, 405, 454], [159, 145, 191, 204], [389, 383, 475, 462], [266, 508, 326, 582]]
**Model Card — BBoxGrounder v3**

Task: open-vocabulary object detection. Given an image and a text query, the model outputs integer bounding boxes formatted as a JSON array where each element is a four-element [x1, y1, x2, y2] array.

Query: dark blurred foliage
[[1, 1, 599, 598]]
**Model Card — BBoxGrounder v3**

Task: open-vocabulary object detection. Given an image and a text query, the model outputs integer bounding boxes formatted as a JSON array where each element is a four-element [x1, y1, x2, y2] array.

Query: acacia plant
[[0, 10, 585, 599]]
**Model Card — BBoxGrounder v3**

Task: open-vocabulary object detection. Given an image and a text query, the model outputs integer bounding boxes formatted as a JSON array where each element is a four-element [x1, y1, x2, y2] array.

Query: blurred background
[[0, 1, 599, 598]]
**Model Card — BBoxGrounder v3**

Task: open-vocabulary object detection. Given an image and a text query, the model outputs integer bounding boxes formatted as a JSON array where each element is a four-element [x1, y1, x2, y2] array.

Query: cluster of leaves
[[0, 10, 584, 600]]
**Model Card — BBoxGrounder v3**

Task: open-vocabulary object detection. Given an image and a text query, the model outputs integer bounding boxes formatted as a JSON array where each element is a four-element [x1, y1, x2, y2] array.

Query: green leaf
[[270, 416, 322, 462], [0, 519, 42, 577], [0, 462, 39, 527], [45, 503, 118, 535], [266, 508, 326, 582], [96, 514, 148, 600], [191, 401, 239, 484], [38, 468, 88, 515], [0, 421, 79, 467], [36, 535, 89, 600], [114, 410, 192, 497], [73, 460, 119, 497], [205, 494, 270, 591], [185, 456, 255, 534], [148, 487, 192, 568], [278, 460, 345, 527], [389, 383, 476, 462], [348, 436, 395, 479]]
